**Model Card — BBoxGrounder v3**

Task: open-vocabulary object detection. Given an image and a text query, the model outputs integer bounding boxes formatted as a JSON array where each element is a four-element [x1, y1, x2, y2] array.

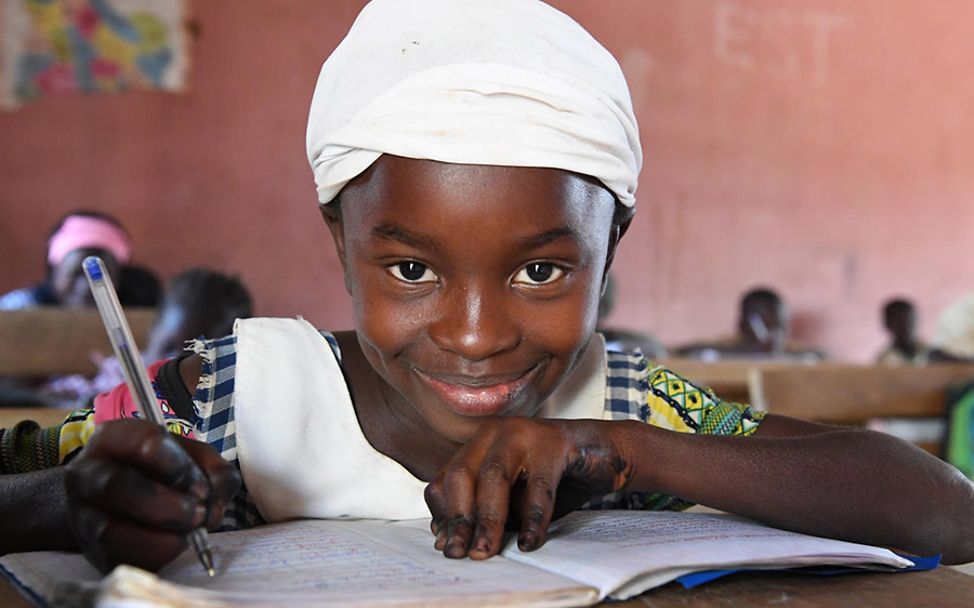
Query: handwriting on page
[[502, 510, 908, 601], [150, 519, 587, 604], [160, 521, 458, 593], [550, 511, 808, 549]]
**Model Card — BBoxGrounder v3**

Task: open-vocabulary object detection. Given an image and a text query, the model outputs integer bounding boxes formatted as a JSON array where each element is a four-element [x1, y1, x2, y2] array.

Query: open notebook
[[1, 511, 914, 608]]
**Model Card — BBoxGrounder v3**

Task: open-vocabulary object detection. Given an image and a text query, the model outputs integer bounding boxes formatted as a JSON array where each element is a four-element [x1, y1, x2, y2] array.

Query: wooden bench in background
[[0, 407, 74, 429], [749, 363, 974, 454], [748, 364, 974, 423], [658, 358, 974, 455], [0, 308, 156, 377]]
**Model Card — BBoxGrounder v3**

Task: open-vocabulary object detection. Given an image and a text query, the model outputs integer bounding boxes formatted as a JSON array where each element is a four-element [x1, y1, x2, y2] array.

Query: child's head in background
[[144, 268, 253, 363], [883, 298, 918, 346], [738, 287, 789, 353], [45, 210, 131, 308], [307, 0, 641, 442]]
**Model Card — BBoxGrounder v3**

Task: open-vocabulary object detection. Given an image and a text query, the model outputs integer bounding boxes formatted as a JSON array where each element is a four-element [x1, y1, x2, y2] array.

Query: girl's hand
[[64, 419, 241, 573], [424, 418, 634, 560]]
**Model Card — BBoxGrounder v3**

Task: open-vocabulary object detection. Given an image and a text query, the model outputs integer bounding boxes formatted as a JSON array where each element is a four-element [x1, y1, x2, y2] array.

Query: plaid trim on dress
[[581, 350, 764, 512]]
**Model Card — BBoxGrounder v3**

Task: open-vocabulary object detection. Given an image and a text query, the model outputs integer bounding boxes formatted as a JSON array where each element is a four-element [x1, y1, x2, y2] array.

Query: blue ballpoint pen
[[82, 255, 216, 577]]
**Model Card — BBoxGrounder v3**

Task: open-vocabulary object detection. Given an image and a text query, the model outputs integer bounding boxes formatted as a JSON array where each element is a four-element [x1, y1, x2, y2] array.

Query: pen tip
[[199, 547, 216, 577]]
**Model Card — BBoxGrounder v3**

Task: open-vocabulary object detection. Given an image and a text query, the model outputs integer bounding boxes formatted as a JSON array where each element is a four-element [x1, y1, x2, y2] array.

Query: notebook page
[[0, 551, 102, 608], [95, 518, 595, 607], [501, 511, 912, 601]]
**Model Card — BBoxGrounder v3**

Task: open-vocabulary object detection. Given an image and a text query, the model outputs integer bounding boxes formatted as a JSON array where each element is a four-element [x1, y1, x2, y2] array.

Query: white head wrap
[[933, 294, 974, 359], [306, 0, 641, 207]]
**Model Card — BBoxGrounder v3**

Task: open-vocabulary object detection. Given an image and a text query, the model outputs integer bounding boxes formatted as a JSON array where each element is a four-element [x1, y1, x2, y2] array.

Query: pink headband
[[47, 216, 131, 266]]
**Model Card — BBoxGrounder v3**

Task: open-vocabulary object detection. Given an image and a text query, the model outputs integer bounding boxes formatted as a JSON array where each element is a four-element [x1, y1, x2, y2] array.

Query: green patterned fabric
[[0, 421, 61, 474], [946, 385, 974, 479]]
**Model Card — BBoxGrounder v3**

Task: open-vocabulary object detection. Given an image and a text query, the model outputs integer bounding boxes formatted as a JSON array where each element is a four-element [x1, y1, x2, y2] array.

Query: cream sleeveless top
[[231, 317, 608, 523]]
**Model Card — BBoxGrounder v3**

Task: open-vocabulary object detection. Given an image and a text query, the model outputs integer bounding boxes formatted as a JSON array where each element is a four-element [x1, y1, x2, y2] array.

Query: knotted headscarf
[[306, 0, 642, 208]]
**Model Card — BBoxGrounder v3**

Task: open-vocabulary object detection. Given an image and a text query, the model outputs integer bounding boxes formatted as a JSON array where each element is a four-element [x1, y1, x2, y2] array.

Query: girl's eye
[[388, 261, 437, 283], [513, 262, 564, 286]]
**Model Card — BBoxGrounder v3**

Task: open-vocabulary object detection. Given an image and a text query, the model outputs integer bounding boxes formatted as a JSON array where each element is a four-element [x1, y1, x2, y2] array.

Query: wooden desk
[[617, 567, 974, 607], [2, 566, 972, 607], [0, 308, 155, 377], [751, 363, 974, 423], [0, 408, 74, 429]]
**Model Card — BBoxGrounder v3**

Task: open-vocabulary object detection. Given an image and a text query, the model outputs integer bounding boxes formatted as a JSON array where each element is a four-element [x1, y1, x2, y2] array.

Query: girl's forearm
[[0, 468, 76, 555], [611, 419, 974, 564]]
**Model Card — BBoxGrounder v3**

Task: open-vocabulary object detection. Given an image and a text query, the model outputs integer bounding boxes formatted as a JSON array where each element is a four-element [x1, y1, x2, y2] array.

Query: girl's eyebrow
[[517, 227, 580, 252], [368, 223, 580, 251], [369, 223, 437, 250]]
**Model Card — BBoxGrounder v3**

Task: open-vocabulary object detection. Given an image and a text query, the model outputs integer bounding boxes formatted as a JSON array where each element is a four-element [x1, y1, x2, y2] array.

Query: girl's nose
[[427, 284, 520, 362]]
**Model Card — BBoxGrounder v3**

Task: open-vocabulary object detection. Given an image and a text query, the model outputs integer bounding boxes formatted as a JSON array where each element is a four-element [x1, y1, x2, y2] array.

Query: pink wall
[[2, 0, 972, 361]]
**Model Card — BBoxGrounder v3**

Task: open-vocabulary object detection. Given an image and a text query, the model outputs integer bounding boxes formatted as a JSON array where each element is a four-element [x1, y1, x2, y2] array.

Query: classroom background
[[2, 0, 973, 362]]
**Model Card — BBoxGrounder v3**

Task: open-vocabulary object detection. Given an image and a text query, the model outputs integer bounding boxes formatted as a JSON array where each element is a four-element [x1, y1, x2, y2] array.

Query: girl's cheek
[[357, 291, 429, 354]]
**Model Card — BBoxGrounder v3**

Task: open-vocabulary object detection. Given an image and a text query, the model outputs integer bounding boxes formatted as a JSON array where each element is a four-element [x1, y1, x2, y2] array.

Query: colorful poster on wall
[[0, 0, 189, 110]]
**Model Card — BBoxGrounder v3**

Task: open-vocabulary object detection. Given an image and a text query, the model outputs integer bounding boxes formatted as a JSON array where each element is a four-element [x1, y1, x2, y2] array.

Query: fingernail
[[193, 503, 207, 526], [474, 536, 490, 554], [518, 532, 537, 551], [446, 536, 467, 558], [189, 478, 208, 502]]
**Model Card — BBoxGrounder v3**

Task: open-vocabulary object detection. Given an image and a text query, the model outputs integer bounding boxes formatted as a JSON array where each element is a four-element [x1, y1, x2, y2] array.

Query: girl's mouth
[[412, 363, 544, 417]]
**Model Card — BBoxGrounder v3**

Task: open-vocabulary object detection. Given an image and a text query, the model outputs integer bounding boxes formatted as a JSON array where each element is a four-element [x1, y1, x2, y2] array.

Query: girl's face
[[327, 156, 618, 443], [51, 248, 120, 309]]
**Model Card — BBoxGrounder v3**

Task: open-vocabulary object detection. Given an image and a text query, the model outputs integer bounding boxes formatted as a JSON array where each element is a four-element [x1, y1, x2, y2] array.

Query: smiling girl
[[2, 0, 973, 573]]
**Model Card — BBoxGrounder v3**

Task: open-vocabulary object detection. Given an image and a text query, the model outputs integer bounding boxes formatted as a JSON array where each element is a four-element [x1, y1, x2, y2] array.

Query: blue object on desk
[[675, 554, 941, 589]]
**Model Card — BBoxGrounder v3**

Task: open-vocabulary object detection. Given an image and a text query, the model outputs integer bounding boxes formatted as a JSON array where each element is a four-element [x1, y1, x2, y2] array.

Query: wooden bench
[[0, 308, 156, 378], [0, 407, 75, 429], [748, 363, 974, 454], [748, 364, 974, 422]]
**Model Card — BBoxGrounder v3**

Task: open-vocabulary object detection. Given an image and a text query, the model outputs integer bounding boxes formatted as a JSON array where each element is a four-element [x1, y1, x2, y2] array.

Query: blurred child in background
[[42, 267, 252, 407], [876, 298, 931, 366], [0, 210, 160, 310]]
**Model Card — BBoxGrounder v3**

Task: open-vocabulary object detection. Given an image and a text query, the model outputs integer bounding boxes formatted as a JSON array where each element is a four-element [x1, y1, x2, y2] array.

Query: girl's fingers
[[515, 467, 561, 552], [426, 460, 478, 557], [175, 435, 242, 529], [425, 419, 601, 559], [434, 524, 448, 551], [424, 483, 448, 551], [444, 515, 476, 559], [65, 418, 243, 576], [69, 505, 189, 574], [65, 458, 207, 532], [82, 420, 210, 500], [469, 449, 519, 560]]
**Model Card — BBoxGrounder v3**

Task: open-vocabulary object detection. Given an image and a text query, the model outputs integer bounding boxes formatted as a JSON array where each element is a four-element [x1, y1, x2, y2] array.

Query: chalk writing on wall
[[714, 1, 848, 87]]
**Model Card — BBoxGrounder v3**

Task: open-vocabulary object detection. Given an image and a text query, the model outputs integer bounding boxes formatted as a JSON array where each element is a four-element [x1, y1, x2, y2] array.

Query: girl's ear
[[601, 213, 632, 291], [319, 205, 354, 296]]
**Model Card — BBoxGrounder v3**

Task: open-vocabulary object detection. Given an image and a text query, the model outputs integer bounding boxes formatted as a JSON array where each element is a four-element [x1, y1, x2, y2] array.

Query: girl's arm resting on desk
[[629, 415, 974, 565], [426, 415, 974, 565]]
